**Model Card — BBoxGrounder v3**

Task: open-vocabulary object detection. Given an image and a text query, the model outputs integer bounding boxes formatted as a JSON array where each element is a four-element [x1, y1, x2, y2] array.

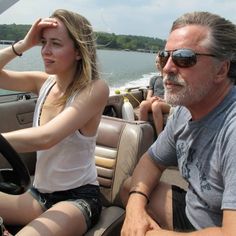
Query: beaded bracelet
[[129, 190, 150, 204], [11, 42, 22, 57]]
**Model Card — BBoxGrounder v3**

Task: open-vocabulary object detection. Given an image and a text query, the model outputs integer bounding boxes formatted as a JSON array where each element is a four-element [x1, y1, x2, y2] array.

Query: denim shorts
[[29, 184, 102, 230], [172, 185, 195, 232]]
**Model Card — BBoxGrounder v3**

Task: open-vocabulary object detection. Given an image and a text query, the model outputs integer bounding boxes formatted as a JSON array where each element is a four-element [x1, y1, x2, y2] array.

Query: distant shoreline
[[0, 40, 14, 44], [0, 24, 166, 52]]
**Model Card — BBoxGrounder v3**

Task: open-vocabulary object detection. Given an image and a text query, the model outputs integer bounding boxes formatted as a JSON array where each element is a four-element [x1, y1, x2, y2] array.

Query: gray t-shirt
[[148, 86, 236, 229], [149, 74, 164, 98]]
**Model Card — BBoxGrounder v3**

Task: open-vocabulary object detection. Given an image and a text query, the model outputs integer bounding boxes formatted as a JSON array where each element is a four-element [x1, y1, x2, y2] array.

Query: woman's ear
[[75, 49, 81, 60], [76, 54, 81, 60], [75, 52, 81, 60]]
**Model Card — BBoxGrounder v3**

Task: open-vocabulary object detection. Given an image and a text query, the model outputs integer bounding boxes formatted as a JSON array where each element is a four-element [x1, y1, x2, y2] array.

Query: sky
[[0, 0, 235, 40]]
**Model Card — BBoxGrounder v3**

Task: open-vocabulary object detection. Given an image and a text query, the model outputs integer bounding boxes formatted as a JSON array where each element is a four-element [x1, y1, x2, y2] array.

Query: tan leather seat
[[85, 116, 154, 236]]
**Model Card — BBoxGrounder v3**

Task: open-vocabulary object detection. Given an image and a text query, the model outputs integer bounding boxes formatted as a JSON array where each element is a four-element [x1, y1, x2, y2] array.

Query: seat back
[[95, 116, 154, 207]]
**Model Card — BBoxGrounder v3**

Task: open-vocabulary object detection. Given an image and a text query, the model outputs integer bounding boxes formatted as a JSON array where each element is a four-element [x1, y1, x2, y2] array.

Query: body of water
[[0, 45, 158, 95]]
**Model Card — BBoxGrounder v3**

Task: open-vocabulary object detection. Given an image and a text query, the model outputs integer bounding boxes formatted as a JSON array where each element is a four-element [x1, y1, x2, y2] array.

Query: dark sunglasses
[[158, 48, 216, 68]]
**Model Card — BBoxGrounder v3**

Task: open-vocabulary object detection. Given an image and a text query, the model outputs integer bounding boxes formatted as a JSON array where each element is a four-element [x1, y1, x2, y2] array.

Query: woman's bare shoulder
[[74, 79, 109, 105], [87, 79, 109, 99], [92, 78, 109, 90]]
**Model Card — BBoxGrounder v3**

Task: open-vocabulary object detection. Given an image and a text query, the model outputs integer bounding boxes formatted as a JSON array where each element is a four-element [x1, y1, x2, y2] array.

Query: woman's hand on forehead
[[39, 18, 58, 27]]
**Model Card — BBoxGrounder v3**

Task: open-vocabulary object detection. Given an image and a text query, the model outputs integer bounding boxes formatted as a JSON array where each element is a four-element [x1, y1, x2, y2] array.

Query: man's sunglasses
[[158, 48, 216, 68]]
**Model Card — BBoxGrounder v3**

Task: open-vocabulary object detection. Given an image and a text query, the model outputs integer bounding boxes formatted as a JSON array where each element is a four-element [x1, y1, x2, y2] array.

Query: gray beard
[[164, 77, 213, 106]]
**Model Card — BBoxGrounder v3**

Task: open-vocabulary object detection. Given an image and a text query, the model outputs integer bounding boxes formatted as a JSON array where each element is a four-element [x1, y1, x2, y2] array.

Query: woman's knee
[[151, 103, 162, 118], [151, 101, 161, 110], [140, 101, 151, 112]]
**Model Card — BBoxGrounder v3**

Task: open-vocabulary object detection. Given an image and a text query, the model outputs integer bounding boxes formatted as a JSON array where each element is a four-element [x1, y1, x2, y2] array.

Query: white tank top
[[33, 76, 98, 193]]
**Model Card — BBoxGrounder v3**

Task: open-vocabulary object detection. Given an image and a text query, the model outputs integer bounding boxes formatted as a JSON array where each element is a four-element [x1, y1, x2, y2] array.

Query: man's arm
[[129, 153, 164, 197], [121, 152, 166, 236], [146, 210, 236, 235]]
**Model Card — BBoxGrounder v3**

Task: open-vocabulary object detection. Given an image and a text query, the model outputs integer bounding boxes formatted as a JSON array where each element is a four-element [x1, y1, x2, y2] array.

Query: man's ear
[[215, 60, 230, 83]]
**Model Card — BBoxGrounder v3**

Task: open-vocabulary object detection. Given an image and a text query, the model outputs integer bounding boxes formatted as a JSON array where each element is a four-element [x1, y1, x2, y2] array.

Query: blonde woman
[[0, 9, 109, 236]]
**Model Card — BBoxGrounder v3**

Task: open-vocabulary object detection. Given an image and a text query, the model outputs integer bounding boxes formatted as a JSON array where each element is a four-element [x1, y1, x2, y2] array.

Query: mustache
[[163, 74, 186, 86]]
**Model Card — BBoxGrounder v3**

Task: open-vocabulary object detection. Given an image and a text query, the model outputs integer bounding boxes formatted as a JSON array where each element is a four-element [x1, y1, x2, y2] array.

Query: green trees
[[0, 24, 30, 41], [96, 32, 165, 52], [0, 24, 165, 52]]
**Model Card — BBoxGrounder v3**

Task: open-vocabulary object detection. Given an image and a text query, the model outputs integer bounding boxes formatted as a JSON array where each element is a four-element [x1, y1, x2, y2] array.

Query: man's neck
[[188, 82, 233, 121]]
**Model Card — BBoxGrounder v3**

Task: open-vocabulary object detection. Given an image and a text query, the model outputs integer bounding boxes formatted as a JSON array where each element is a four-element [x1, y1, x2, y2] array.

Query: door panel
[[0, 95, 36, 174]]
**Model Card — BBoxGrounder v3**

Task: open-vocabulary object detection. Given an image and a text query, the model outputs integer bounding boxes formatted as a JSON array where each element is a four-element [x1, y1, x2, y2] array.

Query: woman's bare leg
[[139, 100, 152, 121], [16, 201, 87, 236], [0, 191, 43, 225], [152, 102, 171, 135]]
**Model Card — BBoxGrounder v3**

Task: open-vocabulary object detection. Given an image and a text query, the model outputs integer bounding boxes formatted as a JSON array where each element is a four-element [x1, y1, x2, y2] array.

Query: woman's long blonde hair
[[50, 9, 99, 104]]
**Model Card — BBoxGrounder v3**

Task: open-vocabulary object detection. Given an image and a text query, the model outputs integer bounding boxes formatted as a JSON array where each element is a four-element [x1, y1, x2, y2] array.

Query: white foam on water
[[109, 72, 158, 95]]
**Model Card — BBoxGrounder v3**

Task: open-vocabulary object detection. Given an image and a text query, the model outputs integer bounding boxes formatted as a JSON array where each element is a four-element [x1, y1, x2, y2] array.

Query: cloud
[[0, 0, 235, 39]]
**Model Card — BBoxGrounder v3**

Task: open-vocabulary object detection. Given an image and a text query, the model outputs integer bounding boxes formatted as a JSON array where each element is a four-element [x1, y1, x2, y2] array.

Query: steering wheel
[[0, 134, 31, 194]]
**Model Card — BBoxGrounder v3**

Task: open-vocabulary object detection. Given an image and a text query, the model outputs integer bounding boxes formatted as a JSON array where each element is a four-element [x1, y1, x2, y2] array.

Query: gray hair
[[171, 11, 236, 81]]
